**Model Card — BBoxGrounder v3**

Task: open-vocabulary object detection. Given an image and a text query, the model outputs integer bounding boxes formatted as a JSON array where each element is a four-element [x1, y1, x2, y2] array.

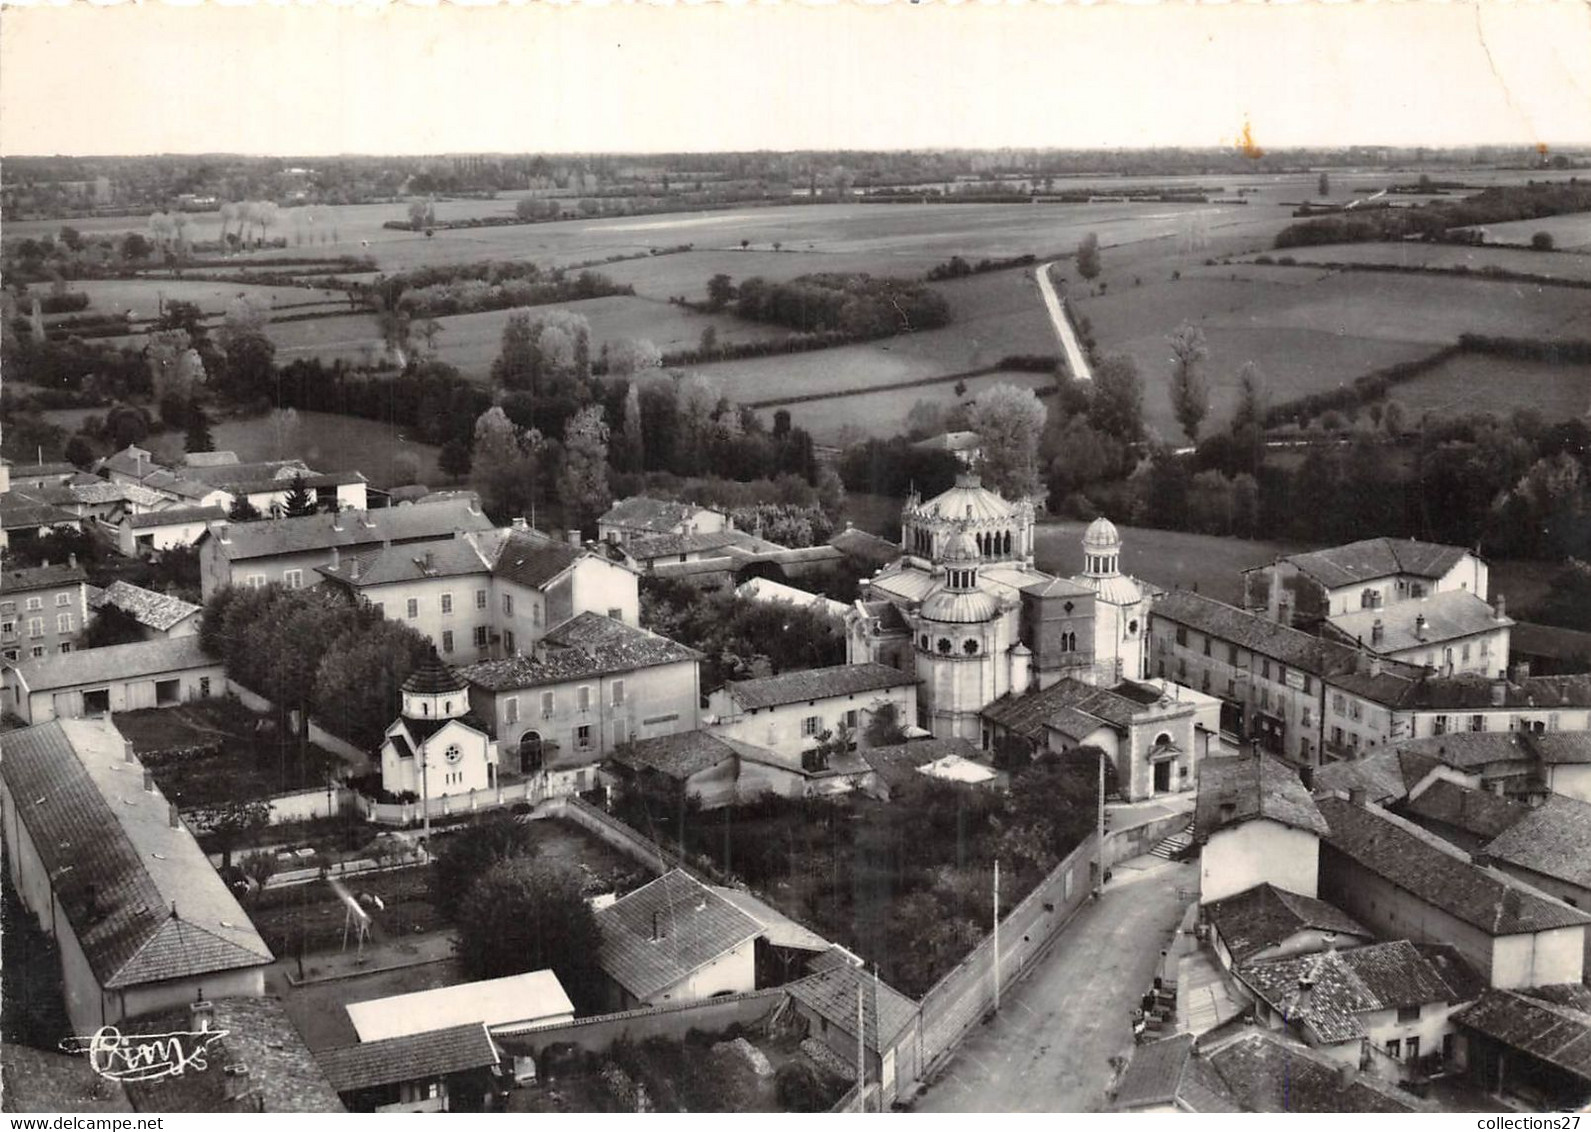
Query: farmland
[[1467, 213, 1591, 250], [1242, 240, 1591, 282], [1393, 354, 1591, 423]]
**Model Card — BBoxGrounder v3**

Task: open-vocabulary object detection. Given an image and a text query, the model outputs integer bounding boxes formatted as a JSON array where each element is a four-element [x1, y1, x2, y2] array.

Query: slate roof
[[1, 1044, 132, 1113], [720, 662, 914, 712], [89, 580, 202, 632], [785, 959, 919, 1054], [1480, 793, 1591, 890], [201, 500, 493, 561], [1313, 747, 1445, 804], [1316, 796, 1591, 936], [596, 870, 762, 1001], [0, 720, 272, 990], [600, 496, 718, 535], [126, 504, 228, 529], [981, 677, 1158, 744], [316, 1023, 499, 1095], [317, 536, 490, 587], [1204, 883, 1370, 965], [1113, 1033, 1198, 1110], [1203, 1030, 1420, 1112], [2, 561, 87, 592], [1282, 537, 1472, 591], [462, 612, 698, 693], [1194, 753, 1329, 841], [1327, 589, 1509, 654], [1453, 990, 1591, 1084], [828, 527, 902, 570], [611, 731, 740, 780], [1401, 780, 1530, 842], [9, 636, 215, 693], [122, 998, 344, 1113]]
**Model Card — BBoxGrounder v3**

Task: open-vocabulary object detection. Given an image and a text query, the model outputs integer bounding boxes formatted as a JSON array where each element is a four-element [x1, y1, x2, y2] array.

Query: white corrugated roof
[[346, 969, 575, 1041]]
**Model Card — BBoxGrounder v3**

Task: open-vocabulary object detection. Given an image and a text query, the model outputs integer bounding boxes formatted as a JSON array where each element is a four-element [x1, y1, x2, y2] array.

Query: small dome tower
[[1081, 517, 1122, 578], [401, 647, 469, 722]]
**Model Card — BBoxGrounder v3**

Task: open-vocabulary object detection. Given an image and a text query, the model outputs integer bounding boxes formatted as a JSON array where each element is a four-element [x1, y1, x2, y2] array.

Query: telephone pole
[[992, 859, 1002, 1015]]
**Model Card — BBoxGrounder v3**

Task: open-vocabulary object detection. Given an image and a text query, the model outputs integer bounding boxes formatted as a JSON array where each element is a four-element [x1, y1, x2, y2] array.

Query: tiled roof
[[477, 528, 583, 589], [1204, 883, 1370, 965], [181, 459, 311, 488], [1480, 793, 1591, 889], [136, 471, 216, 501], [1510, 620, 1591, 663], [0, 498, 81, 530], [861, 739, 981, 794], [316, 1023, 499, 1095], [1239, 951, 1381, 1044], [785, 959, 919, 1054], [1532, 732, 1591, 765], [462, 612, 698, 693], [627, 528, 764, 561], [1, 1043, 132, 1113], [7, 461, 81, 478], [1316, 796, 1591, 936], [1453, 990, 1591, 1083], [596, 870, 762, 1001], [90, 580, 202, 632], [2, 562, 87, 591], [600, 496, 716, 534], [1413, 943, 1489, 1004], [1312, 747, 1444, 804], [96, 446, 157, 478], [1194, 753, 1329, 841], [1401, 780, 1530, 841], [316, 536, 489, 587], [400, 649, 468, 695], [1327, 590, 1508, 654], [1203, 1031, 1420, 1112], [0, 720, 272, 989], [123, 998, 344, 1113], [201, 500, 493, 561], [828, 527, 902, 569], [183, 451, 241, 467], [126, 504, 228, 529], [1113, 1033, 1197, 1110], [8, 636, 215, 694], [710, 887, 831, 953], [981, 677, 1157, 743], [611, 731, 739, 780], [1282, 537, 1471, 591], [1393, 732, 1538, 772], [1153, 590, 1354, 677], [721, 662, 914, 712]]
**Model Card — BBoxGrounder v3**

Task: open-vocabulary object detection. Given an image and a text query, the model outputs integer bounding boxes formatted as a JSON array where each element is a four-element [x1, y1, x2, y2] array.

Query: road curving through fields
[[1036, 262, 1093, 382]]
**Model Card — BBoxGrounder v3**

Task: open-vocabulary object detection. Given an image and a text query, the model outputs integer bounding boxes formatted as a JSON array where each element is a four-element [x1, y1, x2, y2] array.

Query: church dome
[[941, 528, 981, 564], [913, 474, 1017, 525], [1082, 516, 1122, 551], [403, 648, 468, 695], [920, 587, 1001, 624]]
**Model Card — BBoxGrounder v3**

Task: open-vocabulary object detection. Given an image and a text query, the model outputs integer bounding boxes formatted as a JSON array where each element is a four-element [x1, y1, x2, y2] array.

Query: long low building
[[2, 636, 224, 725]]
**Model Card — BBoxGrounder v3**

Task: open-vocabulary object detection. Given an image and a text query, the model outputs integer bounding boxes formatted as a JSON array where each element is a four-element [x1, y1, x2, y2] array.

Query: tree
[[216, 298, 276, 398], [228, 496, 263, 522], [239, 851, 279, 901], [1317, 172, 1331, 198], [1531, 231, 1555, 251], [64, 435, 95, 469], [185, 406, 215, 455], [453, 856, 603, 997], [557, 405, 612, 533], [492, 311, 540, 392], [607, 338, 661, 378], [106, 404, 152, 450], [1166, 322, 1211, 444], [863, 701, 907, 748], [706, 274, 734, 310], [438, 438, 473, 480], [619, 382, 645, 473], [82, 603, 145, 649], [967, 383, 1046, 499], [189, 799, 271, 871], [1089, 354, 1145, 444], [470, 407, 542, 524], [431, 814, 538, 918], [1076, 233, 1102, 281], [121, 233, 152, 262], [407, 199, 434, 232], [281, 474, 316, 518], [313, 617, 434, 750]]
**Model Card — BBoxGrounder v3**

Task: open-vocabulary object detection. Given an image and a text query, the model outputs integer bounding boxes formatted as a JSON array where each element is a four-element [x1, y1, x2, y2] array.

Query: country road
[[1035, 261, 1093, 384]]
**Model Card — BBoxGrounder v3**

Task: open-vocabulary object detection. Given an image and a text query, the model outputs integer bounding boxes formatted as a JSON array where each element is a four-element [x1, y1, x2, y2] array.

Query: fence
[[354, 776, 548, 826], [547, 795, 716, 881], [494, 988, 785, 1060], [265, 784, 353, 826], [1103, 809, 1193, 870], [225, 679, 367, 766]]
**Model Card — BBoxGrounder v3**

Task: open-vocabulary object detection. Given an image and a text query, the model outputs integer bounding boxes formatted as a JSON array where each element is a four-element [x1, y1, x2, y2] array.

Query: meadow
[[1392, 354, 1591, 423], [1243, 240, 1591, 282], [1469, 213, 1591, 250]]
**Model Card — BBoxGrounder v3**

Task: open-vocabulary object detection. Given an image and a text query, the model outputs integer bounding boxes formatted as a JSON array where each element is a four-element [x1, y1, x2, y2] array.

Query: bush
[[1532, 231, 1555, 251], [39, 291, 91, 314], [775, 1062, 837, 1112]]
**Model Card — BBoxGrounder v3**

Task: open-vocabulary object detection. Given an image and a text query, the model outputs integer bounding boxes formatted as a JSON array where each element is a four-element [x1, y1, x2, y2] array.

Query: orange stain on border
[[1238, 119, 1265, 160]]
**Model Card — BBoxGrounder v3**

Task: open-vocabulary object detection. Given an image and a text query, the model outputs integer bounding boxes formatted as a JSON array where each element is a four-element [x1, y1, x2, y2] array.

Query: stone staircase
[[1149, 820, 1195, 861]]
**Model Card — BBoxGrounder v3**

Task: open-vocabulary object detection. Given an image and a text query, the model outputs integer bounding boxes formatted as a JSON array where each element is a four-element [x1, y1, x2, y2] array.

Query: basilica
[[847, 474, 1155, 742]]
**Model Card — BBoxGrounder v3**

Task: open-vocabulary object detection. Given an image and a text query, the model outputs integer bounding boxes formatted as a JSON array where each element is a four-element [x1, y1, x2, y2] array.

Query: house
[[345, 970, 574, 1042], [1202, 882, 1372, 969], [315, 1023, 500, 1113], [1237, 941, 1472, 1080], [116, 505, 228, 556], [196, 499, 496, 600], [1111, 1034, 1239, 1113], [598, 496, 729, 548], [1322, 590, 1511, 678], [982, 677, 1199, 801], [4, 460, 81, 491], [95, 446, 230, 510], [0, 719, 274, 1034], [1450, 988, 1591, 1109], [608, 730, 743, 809], [861, 738, 975, 800], [317, 523, 639, 662], [1315, 795, 1590, 989], [119, 997, 345, 1113], [88, 580, 202, 640], [621, 527, 773, 572], [1311, 744, 1470, 806], [1396, 779, 1530, 852], [706, 662, 917, 761], [1, 559, 89, 662], [1245, 537, 1488, 628], [180, 460, 368, 516], [595, 870, 761, 1010], [828, 524, 902, 574], [1196, 1029, 1423, 1112], [461, 612, 701, 794], [378, 650, 499, 802], [1507, 619, 1591, 677], [783, 958, 922, 1108], [0, 494, 83, 551], [1476, 793, 1591, 968], [66, 479, 167, 526], [733, 739, 877, 800], [709, 886, 834, 988], [1392, 731, 1591, 805], [734, 577, 850, 622], [3, 636, 224, 725], [1194, 752, 1330, 903], [1, 1043, 132, 1113]]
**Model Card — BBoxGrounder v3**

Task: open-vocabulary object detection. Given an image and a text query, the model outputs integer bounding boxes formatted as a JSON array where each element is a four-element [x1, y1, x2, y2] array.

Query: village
[[2, 434, 1589, 1114]]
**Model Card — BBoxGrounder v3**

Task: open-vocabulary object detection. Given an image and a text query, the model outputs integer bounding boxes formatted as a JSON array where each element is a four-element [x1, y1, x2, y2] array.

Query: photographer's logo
[[60, 1026, 229, 1083]]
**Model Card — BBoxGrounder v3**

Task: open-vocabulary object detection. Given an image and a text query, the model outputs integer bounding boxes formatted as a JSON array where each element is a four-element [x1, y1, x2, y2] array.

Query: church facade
[[379, 651, 499, 801], [847, 475, 1154, 743]]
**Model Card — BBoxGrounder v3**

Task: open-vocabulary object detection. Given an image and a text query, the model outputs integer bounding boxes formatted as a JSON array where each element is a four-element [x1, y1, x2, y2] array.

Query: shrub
[[1532, 231, 1555, 251]]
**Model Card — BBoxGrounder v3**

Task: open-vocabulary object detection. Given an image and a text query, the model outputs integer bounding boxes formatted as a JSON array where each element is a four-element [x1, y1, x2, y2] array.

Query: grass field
[[777, 369, 1055, 443], [1244, 240, 1591, 282], [1470, 212, 1591, 250], [60, 277, 347, 318], [1394, 355, 1591, 423]]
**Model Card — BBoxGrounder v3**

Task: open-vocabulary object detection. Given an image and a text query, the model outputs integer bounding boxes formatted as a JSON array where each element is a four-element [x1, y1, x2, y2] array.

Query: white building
[[378, 651, 499, 801], [595, 870, 760, 1011], [1322, 590, 1511, 678], [706, 662, 918, 761], [1246, 537, 1489, 628], [1195, 752, 1330, 904], [345, 970, 574, 1042]]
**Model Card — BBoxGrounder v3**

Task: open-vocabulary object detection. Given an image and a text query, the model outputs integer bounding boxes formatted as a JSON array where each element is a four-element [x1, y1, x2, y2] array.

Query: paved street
[[913, 854, 1196, 1113]]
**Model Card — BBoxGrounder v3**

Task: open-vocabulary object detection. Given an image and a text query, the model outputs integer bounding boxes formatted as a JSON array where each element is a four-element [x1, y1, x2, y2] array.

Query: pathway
[[1034, 262, 1093, 383]]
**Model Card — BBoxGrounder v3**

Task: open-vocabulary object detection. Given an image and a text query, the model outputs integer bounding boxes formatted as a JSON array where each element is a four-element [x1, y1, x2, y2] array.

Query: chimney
[[1369, 656, 1382, 678], [330, 546, 340, 569], [512, 517, 529, 532], [1371, 619, 1384, 646], [1337, 1061, 1357, 1088], [1511, 660, 1531, 684], [169, 802, 181, 829], [143, 768, 155, 793], [68, 552, 77, 569], [566, 529, 581, 548], [331, 512, 343, 532], [189, 999, 215, 1033], [1414, 613, 1427, 641], [1321, 931, 1338, 952], [124, 739, 135, 763], [423, 549, 434, 571], [1494, 593, 1507, 621], [222, 1064, 251, 1103], [215, 519, 230, 544], [1491, 679, 1507, 707], [351, 557, 361, 581], [1348, 787, 1367, 807], [651, 910, 662, 942]]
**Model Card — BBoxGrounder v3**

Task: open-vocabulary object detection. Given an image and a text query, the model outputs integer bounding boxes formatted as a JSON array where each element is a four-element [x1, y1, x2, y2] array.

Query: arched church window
[[937, 638, 953, 655], [920, 634, 930, 650], [963, 638, 980, 655], [422, 702, 431, 716], [1127, 619, 1139, 636], [1003, 530, 1012, 555]]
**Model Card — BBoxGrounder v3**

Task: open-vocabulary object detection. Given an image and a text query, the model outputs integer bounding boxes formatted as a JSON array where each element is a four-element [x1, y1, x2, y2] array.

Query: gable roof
[[1113, 1034, 1197, 1110], [710, 887, 831, 953], [317, 536, 491, 588], [1326, 589, 1508, 654], [1531, 732, 1591, 765], [1510, 620, 1591, 664], [345, 970, 574, 1041], [126, 504, 229, 529], [1393, 732, 1539, 771], [1, 1044, 132, 1113], [9, 636, 215, 693], [734, 577, 850, 621], [200, 500, 493, 561], [315, 1024, 499, 1095], [1453, 990, 1591, 1085], [461, 612, 699, 694], [1480, 793, 1591, 890], [1241, 941, 1462, 1046], [1400, 779, 1530, 842], [475, 527, 585, 589], [0, 496, 82, 530], [1154, 589, 1379, 679], [1312, 747, 1446, 805], [627, 528, 764, 562], [719, 662, 914, 712], [595, 870, 762, 1001], [89, 580, 202, 632], [600, 496, 718, 534], [1202, 1030, 1420, 1112], [1204, 883, 1370, 965], [611, 730, 740, 781], [1194, 753, 1329, 841], [7, 460, 81, 479], [861, 738, 982, 794], [828, 527, 902, 569], [785, 960, 919, 1054], [982, 677, 1161, 743], [1281, 537, 1472, 591], [0, 720, 272, 990], [2, 561, 87, 592], [1316, 796, 1591, 936]]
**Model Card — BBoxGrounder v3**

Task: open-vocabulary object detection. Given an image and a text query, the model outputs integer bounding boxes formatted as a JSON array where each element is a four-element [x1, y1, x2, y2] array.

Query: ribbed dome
[[1083, 517, 1122, 550], [1075, 572, 1145, 605], [941, 528, 981, 564], [913, 474, 1017, 524], [920, 587, 1001, 624], [403, 648, 468, 694]]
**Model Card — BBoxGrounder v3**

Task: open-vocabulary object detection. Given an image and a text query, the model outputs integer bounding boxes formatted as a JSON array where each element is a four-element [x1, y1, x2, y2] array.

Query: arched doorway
[[517, 730, 545, 774]]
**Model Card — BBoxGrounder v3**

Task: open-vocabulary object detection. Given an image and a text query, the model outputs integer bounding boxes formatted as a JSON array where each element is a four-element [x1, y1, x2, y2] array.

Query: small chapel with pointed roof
[[378, 648, 499, 803]]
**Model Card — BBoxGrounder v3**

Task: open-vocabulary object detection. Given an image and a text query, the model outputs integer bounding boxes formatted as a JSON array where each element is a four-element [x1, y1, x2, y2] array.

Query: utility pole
[[992, 859, 1001, 1015], [1095, 747, 1106, 894], [420, 748, 431, 849], [856, 983, 866, 1111]]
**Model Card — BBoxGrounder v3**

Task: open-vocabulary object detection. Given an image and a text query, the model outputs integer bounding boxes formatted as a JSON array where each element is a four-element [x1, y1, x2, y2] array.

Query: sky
[[2, 1, 1589, 157]]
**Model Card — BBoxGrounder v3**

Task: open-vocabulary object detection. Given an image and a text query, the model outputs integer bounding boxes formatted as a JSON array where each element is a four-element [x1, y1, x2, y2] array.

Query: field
[[1243, 239, 1591, 282], [776, 370, 1053, 443], [55, 277, 348, 318], [1393, 354, 1591, 423], [1469, 212, 1591, 250]]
